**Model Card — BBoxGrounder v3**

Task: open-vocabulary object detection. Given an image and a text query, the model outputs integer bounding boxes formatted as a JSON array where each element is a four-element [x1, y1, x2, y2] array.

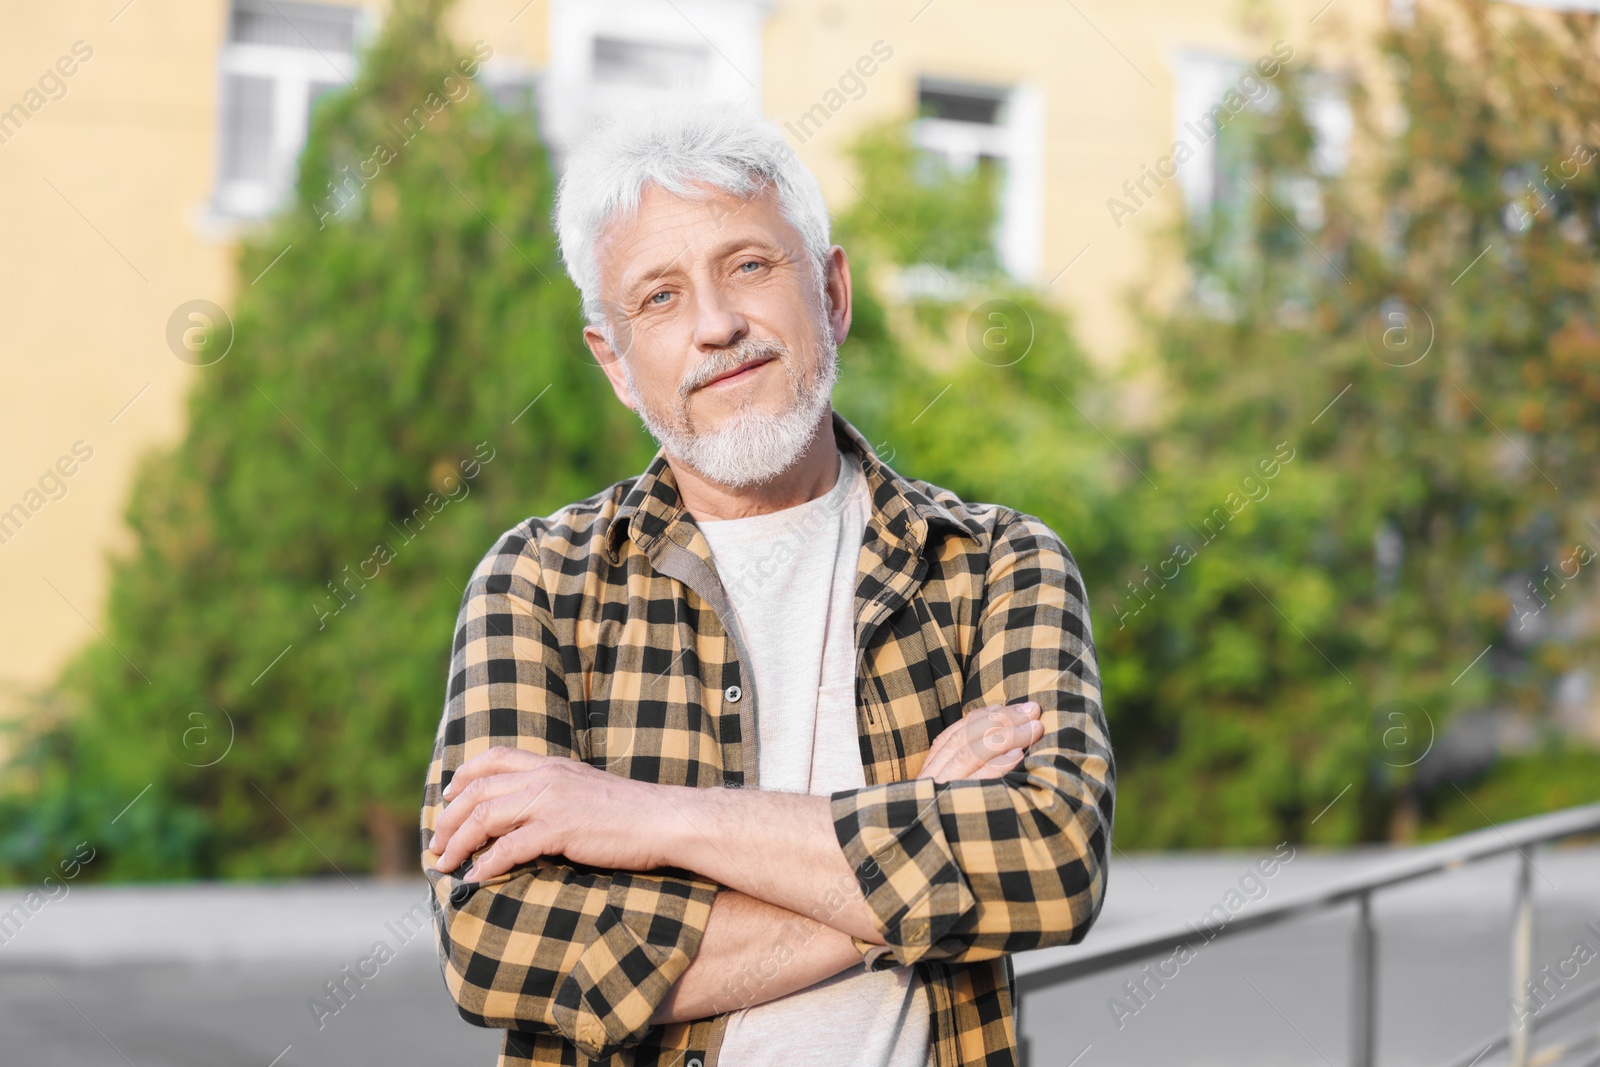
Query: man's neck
[[667, 410, 841, 521]]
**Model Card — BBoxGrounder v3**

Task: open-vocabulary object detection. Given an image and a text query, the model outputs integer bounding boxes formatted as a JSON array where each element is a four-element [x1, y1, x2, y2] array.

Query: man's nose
[[690, 281, 748, 350]]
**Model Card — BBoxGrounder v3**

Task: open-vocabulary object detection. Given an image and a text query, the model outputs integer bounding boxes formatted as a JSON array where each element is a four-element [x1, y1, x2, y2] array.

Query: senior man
[[420, 91, 1114, 1067]]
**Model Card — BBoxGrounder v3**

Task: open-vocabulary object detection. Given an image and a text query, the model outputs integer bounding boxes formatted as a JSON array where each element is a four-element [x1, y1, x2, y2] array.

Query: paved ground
[[0, 880, 498, 1067], [1019, 846, 1600, 1067], [2, 847, 1596, 1066]]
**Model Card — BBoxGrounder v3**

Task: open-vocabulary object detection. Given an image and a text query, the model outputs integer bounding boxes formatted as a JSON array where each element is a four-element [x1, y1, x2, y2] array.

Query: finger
[[957, 715, 1042, 781], [940, 702, 1029, 754], [974, 701, 1039, 735], [463, 823, 549, 882], [986, 741, 1029, 766], [431, 771, 541, 854], [950, 717, 1038, 779], [443, 746, 546, 800], [918, 706, 993, 780], [972, 718, 1036, 757], [443, 746, 548, 801], [434, 788, 547, 873], [961, 704, 1040, 760], [932, 737, 1031, 784], [919, 702, 1036, 781], [1000, 717, 1045, 751], [970, 745, 1028, 780], [945, 728, 1031, 781]]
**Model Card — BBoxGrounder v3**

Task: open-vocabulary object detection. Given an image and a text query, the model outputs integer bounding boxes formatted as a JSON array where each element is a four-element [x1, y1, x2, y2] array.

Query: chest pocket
[[579, 613, 722, 785]]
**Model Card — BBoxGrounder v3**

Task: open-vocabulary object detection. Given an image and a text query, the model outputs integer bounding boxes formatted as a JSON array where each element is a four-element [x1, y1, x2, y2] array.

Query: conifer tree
[[2, 0, 651, 879]]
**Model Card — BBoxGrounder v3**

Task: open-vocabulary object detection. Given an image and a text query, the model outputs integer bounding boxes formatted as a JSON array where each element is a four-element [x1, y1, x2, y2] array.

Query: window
[[543, 0, 764, 173], [1174, 51, 1353, 317], [210, 0, 364, 220], [230, 0, 359, 51], [1173, 52, 1249, 222], [912, 76, 1045, 283], [591, 36, 709, 89], [919, 84, 1005, 126], [479, 59, 540, 115], [1172, 50, 1350, 226], [218, 73, 274, 184]]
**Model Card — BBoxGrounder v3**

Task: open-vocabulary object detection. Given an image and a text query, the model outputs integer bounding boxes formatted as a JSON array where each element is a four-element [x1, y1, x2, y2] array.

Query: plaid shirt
[[419, 410, 1115, 1067]]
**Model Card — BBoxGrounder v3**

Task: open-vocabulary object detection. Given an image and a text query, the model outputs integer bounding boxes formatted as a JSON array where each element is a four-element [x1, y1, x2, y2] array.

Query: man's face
[[583, 181, 851, 487]]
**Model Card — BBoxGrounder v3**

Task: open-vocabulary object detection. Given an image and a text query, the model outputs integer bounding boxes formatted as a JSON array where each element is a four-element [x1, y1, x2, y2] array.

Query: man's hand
[[917, 701, 1042, 783], [430, 750, 670, 881]]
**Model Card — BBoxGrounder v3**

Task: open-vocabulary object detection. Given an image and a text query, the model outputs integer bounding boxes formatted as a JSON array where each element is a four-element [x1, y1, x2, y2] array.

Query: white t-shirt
[[696, 448, 932, 1067]]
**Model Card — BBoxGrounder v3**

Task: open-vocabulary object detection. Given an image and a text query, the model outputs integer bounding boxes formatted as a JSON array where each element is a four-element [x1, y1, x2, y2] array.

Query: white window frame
[[543, 0, 767, 171], [912, 78, 1045, 284], [208, 2, 365, 222], [1171, 48, 1350, 225]]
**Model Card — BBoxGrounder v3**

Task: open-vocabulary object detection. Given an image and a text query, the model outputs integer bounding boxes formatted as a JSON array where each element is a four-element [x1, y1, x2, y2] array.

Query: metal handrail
[[1014, 802, 1600, 1067]]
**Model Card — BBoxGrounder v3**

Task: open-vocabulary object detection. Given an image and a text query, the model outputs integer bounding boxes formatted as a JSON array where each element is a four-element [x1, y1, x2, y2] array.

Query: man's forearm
[[649, 888, 863, 1024], [653, 786, 887, 944]]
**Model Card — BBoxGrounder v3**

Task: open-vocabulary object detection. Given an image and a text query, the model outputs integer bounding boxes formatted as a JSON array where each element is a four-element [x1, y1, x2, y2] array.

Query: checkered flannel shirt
[[419, 410, 1115, 1067]]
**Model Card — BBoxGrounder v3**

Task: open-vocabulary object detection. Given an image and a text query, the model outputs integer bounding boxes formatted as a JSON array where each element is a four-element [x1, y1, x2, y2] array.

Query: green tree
[[1102, 1, 1600, 846], [828, 5, 1600, 852], [1, 0, 650, 880]]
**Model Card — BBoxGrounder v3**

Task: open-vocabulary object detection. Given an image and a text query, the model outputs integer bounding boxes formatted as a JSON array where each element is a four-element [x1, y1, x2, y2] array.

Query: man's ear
[[584, 323, 637, 412], [824, 245, 853, 347]]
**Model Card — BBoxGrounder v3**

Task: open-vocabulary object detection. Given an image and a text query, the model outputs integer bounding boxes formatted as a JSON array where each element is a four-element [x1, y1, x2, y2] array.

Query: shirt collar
[[602, 409, 973, 567]]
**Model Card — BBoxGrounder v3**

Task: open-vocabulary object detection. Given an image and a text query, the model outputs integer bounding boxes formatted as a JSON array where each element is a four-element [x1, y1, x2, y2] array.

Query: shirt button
[[724, 684, 742, 703]]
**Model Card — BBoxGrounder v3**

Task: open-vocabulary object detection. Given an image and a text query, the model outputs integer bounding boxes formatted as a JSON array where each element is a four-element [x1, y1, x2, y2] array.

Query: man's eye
[[648, 290, 671, 305], [739, 260, 762, 273]]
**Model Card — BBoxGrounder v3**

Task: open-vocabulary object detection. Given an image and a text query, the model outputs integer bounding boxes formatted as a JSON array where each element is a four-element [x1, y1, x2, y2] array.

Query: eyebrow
[[618, 236, 785, 304]]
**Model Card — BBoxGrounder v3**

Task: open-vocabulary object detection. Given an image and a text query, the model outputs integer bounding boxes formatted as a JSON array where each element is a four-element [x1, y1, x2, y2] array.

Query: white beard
[[621, 327, 839, 489]]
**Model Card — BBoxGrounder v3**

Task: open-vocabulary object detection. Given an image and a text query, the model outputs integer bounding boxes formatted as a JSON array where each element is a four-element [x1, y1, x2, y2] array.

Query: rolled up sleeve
[[421, 527, 719, 1059], [829, 511, 1115, 969]]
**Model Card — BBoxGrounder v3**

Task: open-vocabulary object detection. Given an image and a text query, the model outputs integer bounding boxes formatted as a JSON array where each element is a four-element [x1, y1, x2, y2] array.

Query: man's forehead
[[644, 179, 762, 227], [598, 182, 796, 291]]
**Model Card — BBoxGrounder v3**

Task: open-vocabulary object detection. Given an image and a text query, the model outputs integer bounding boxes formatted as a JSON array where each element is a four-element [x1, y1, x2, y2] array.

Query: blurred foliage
[[3, 0, 1599, 882], [1416, 744, 1600, 841], [1100, 1, 1600, 845], [835, 0, 1600, 849]]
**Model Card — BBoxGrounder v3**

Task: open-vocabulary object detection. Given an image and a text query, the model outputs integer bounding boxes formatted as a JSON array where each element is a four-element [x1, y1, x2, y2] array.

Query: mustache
[[682, 337, 789, 396]]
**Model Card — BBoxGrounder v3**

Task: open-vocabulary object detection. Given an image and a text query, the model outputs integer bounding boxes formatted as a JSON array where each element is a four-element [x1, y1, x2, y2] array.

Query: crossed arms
[[417, 513, 1115, 1060]]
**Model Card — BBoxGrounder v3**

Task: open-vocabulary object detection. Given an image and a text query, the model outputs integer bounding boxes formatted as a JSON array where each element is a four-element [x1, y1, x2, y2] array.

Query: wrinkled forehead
[[594, 180, 802, 293]]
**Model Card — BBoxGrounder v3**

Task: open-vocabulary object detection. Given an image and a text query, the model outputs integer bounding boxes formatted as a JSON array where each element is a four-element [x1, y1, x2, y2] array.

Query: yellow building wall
[[1, 2, 237, 715]]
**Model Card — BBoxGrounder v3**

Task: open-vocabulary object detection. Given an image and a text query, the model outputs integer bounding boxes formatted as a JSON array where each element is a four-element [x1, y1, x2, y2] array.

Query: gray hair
[[553, 90, 834, 333]]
